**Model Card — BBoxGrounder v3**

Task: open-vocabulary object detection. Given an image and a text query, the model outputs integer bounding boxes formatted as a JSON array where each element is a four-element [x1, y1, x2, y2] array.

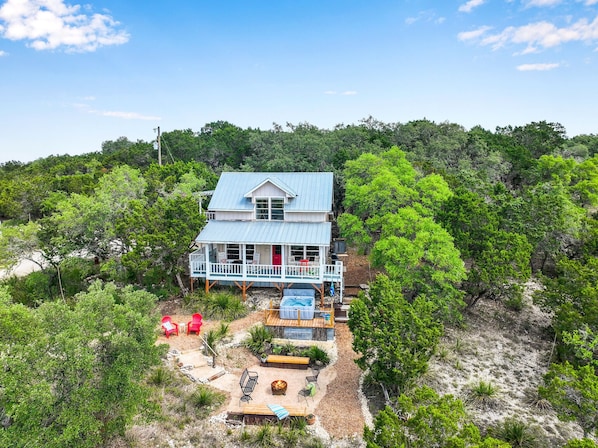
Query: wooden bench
[[262, 355, 310, 369], [241, 404, 308, 424]]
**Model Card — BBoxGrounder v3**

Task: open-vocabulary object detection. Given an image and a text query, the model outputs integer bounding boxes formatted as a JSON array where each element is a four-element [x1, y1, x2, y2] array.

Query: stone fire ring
[[271, 379, 287, 395]]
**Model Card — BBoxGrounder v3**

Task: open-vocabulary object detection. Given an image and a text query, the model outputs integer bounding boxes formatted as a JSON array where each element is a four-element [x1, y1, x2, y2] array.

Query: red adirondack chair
[[187, 313, 203, 335], [161, 316, 179, 338]]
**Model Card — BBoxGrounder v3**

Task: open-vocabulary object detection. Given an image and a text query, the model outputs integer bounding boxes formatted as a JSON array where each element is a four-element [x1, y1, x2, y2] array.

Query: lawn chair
[[161, 316, 179, 338], [306, 367, 320, 389], [187, 313, 203, 335], [298, 382, 317, 404]]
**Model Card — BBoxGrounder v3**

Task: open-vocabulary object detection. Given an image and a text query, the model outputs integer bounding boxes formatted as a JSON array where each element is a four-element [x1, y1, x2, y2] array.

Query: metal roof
[[195, 221, 332, 246], [208, 172, 333, 212]]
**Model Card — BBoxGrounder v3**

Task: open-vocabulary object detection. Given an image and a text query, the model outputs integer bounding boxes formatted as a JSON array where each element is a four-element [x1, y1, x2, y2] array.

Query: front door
[[272, 245, 282, 265]]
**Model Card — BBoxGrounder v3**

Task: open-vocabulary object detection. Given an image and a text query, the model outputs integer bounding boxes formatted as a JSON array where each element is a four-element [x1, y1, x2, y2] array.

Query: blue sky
[[1, 0, 597, 164]]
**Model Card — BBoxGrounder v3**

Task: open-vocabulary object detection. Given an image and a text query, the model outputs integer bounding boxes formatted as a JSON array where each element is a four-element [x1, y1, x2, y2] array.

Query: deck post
[[234, 281, 254, 301]]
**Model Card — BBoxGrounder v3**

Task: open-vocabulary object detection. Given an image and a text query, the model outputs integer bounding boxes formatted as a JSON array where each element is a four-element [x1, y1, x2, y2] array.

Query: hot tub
[[279, 296, 315, 320]]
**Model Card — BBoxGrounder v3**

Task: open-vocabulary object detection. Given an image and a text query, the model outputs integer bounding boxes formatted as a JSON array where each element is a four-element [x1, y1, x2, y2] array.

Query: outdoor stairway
[[169, 348, 227, 384], [334, 296, 356, 323]]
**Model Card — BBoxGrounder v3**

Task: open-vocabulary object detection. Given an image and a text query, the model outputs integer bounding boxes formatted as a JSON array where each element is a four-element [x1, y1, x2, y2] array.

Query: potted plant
[[306, 413, 316, 425], [259, 353, 268, 363]]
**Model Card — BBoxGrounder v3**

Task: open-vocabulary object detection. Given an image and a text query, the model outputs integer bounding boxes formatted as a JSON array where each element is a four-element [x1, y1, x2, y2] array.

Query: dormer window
[[256, 198, 284, 221]]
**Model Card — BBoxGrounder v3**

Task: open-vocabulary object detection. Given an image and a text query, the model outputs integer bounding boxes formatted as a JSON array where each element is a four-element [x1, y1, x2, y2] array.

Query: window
[[271, 199, 284, 220], [291, 245, 303, 261], [255, 199, 269, 220], [245, 245, 255, 262], [226, 244, 240, 260], [255, 198, 285, 221], [290, 245, 320, 261], [306, 246, 319, 261]]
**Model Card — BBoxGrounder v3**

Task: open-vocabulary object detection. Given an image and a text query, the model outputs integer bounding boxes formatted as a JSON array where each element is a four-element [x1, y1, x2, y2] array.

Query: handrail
[[199, 334, 217, 368]]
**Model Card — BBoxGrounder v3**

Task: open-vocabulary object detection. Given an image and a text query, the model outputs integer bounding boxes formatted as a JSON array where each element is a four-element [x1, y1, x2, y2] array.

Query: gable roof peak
[[243, 176, 297, 199]]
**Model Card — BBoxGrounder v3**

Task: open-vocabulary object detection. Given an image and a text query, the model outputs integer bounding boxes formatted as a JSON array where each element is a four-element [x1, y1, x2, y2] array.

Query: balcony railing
[[189, 253, 342, 283]]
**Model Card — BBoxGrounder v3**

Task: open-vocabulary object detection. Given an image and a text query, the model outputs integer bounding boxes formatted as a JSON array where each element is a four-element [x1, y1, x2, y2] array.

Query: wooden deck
[[264, 309, 335, 329]]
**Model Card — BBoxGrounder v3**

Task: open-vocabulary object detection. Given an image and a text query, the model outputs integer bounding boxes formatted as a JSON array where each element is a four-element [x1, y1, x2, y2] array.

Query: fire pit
[[271, 379, 287, 395]]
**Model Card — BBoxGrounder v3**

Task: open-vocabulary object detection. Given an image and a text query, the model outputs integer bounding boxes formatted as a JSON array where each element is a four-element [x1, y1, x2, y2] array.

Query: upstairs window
[[255, 198, 284, 221], [256, 199, 269, 220], [271, 199, 284, 220]]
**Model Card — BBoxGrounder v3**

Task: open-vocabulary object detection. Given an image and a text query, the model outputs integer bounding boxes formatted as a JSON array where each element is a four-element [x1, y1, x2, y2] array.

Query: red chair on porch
[[161, 316, 179, 338], [187, 313, 203, 335]]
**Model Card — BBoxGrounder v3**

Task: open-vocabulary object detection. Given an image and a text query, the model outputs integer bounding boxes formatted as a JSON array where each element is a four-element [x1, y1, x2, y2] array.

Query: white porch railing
[[189, 252, 343, 283]]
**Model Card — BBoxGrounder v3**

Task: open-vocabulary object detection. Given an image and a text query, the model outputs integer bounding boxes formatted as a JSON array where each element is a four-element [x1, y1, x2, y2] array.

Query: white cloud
[[459, 0, 486, 13], [74, 102, 160, 121], [0, 0, 129, 52], [460, 16, 598, 52], [101, 111, 161, 120], [405, 10, 444, 26], [516, 62, 560, 70], [583, 0, 598, 5], [0, 49, 7, 56], [324, 90, 357, 96], [524, 0, 562, 6], [458, 25, 492, 41]]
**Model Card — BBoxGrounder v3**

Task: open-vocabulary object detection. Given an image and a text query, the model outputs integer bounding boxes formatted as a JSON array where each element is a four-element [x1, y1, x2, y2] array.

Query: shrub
[[183, 290, 247, 321], [4, 270, 53, 306], [466, 380, 499, 408], [253, 423, 274, 447], [147, 365, 174, 386], [216, 321, 230, 338], [204, 329, 218, 354], [279, 428, 300, 447], [302, 345, 330, 365], [246, 324, 273, 355], [505, 293, 525, 312], [58, 257, 97, 297], [188, 385, 225, 416], [491, 418, 541, 448]]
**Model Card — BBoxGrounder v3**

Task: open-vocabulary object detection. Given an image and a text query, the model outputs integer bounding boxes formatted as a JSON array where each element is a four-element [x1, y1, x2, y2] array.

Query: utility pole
[[154, 126, 162, 166]]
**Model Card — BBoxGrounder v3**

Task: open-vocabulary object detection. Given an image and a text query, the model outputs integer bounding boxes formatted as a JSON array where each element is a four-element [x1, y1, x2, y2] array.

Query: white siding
[[285, 212, 327, 223], [252, 183, 286, 199], [214, 211, 253, 221]]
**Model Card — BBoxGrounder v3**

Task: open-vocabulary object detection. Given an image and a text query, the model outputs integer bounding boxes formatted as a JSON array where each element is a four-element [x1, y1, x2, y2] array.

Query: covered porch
[[188, 220, 344, 300], [189, 247, 343, 300]]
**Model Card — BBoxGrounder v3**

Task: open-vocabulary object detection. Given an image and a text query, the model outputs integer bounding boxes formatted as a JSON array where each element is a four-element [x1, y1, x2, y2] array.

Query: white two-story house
[[188, 172, 344, 302]]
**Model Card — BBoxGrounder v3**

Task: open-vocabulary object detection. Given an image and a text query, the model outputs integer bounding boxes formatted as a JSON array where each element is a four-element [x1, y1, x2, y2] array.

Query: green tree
[[0, 221, 42, 271], [438, 188, 532, 307], [348, 276, 443, 395], [534, 257, 598, 364], [539, 362, 598, 437], [501, 181, 585, 273], [372, 207, 466, 318], [0, 281, 162, 447], [118, 194, 205, 288], [41, 165, 147, 260], [364, 386, 508, 448]]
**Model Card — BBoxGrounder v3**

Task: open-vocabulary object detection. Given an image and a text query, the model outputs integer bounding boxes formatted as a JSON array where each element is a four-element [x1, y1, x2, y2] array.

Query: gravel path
[[316, 323, 366, 440]]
